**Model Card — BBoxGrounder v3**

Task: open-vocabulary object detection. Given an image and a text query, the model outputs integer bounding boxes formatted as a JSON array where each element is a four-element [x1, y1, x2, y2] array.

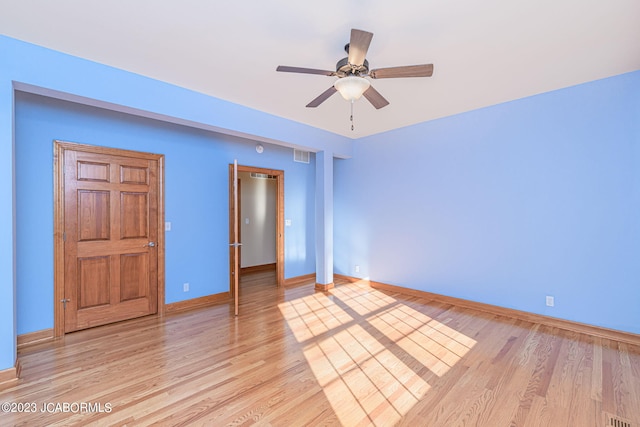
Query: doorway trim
[[228, 164, 284, 294], [53, 140, 165, 337]]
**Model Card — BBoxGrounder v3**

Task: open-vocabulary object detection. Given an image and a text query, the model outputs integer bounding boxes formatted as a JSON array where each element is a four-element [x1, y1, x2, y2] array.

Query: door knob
[[144, 241, 156, 247]]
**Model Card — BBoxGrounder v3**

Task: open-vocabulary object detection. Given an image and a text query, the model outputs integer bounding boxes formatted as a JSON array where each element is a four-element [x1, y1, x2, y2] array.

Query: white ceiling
[[1, 0, 639, 139]]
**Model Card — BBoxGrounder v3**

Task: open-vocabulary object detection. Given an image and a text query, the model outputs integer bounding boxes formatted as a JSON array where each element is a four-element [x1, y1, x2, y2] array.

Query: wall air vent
[[250, 172, 276, 180], [605, 413, 632, 427], [293, 149, 310, 164]]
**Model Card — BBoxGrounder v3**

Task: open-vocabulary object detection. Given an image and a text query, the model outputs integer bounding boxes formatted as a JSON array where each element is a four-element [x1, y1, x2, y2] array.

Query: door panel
[[120, 253, 149, 301], [120, 192, 148, 238], [78, 256, 110, 308], [77, 161, 110, 182], [120, 165, 148, 184], [62, 147, 159, 332], [78, 190, 110, 241]]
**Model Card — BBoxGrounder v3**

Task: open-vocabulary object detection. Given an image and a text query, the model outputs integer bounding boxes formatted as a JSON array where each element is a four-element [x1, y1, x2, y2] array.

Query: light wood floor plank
[[1, 272, 639, 426]]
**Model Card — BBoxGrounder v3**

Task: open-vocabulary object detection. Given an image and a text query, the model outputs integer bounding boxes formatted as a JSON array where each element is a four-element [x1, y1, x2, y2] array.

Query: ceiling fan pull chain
[[350, 100, 355, 131]]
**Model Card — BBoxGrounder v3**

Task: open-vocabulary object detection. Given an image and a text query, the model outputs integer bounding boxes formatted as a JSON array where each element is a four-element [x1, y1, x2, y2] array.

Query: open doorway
[[229, 164, 284, 301], [238, 170, 277, 273]]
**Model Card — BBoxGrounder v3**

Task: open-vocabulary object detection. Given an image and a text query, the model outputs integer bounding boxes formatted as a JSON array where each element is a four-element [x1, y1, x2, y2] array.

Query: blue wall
[[1, 35, 344, 369], [14, 92, 316, 335], [335, 71, 640, 333]]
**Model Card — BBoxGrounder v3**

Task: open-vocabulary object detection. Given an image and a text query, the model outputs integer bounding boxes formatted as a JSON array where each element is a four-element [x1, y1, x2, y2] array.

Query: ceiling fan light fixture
[[334, 76, 370, 102]]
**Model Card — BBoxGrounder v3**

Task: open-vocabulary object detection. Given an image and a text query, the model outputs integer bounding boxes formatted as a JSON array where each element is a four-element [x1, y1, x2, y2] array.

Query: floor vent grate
[[605, 413, 632, 427]]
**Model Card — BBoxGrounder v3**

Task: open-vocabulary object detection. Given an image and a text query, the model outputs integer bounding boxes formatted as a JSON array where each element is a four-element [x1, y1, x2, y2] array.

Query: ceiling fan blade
[[348, 29, 373, 67], [277, 66, 335, 76], [306, 86, 338, 108], [363, 86, 389, 110], [370, 64, 434, 79]]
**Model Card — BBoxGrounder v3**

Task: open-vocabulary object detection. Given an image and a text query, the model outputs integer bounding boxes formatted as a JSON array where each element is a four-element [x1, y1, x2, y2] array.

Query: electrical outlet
[[546, 295, 554, 307], [183, 283, 189, 292]]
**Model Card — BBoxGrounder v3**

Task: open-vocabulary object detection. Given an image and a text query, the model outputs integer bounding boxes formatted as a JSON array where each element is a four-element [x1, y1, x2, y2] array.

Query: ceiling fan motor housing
[[336, 57, 369, 77]]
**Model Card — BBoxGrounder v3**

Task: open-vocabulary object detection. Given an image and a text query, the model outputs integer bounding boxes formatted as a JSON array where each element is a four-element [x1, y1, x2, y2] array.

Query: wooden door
[[231, 160, 240, 315], [57, 142, 162, 333]]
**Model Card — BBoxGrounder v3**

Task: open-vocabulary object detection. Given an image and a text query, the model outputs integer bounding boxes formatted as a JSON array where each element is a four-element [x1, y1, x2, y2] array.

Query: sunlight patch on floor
[[367, 303, 474, 377], [278, 283, 477, 425], [279, 291, 352, 342]]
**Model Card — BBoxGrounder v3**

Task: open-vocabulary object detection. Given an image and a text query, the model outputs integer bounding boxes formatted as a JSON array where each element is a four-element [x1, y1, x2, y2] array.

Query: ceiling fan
[[276, 28, 434, 110]]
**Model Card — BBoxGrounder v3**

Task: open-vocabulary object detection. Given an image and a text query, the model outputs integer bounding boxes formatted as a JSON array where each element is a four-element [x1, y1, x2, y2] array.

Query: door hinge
[[63, 232, 66, 242]]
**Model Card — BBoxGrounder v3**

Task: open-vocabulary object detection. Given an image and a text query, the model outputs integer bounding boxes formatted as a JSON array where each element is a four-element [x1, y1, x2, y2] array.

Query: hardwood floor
[[2, 272, 639, 426]]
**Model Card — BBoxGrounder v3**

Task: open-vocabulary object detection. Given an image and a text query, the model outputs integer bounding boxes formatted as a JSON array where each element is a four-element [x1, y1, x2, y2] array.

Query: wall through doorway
[[238, 171, 277, 269]]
